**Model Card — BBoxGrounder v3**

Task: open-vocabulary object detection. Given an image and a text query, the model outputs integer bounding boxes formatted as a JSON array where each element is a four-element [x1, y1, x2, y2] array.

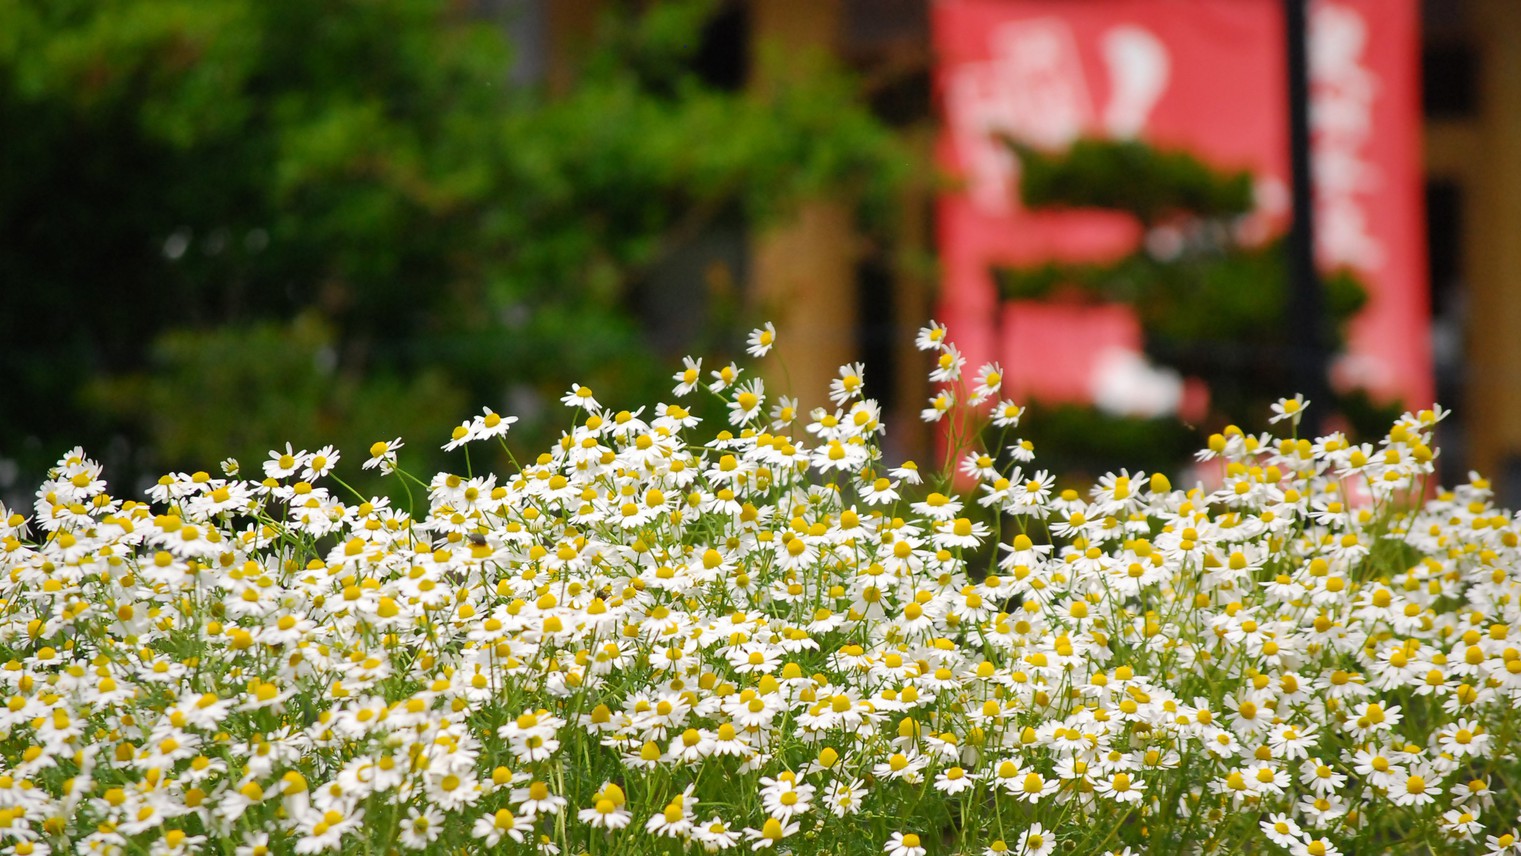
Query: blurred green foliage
[[1013, 138, 1254, 226], [81, 314, 468, 475], [0, 0, 908, 493]]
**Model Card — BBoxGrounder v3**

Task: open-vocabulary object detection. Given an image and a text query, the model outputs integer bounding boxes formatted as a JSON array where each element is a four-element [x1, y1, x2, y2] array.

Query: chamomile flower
[[746, 322, 777, 357], [891, 461, 923, 484], [1442, 808, 1484, 842], [1017, 823, 1056, 856], [1267, 723, 1319, 760], [934, 516, 989, 549], [473, 408, 517, 440], [498, 710, 563, 762], [1008, 769, 1059, 803], [1262, 813, 1303, 846], [710, 723, 749, 757], [884, 832, 927, 856], [1094, 771, 1145, 804], [1453, 777, 1496, 810], [646, 792, 696, 838], [511, 780, 567, 819], [362, 438, 404, 472], [830, 362, 867, 405], [235, 833, 274, 856], [709, 362, 741, 393], [1483, 831, 1521, 855], [823, 778, 867, 817], [744, 817, 799, 850], [1390, 768, 1440, 807], [292, 806, 364, 854], [728, 380, 766, 426], [560, 384, 601, 412], [1270, 394, 1310, 426], [471, 809, 526, 847], [1292, 835, 1343, 856], [910, 492, 963, 521], [1301, 758, 1348, 795], [861, 476, 901, 505], [961, 450, 1001, 481], [759, 774, 814, 821], [442, 419, 477, 451], [693, 816, 742, 852], [929, 345, 965, 383], [916, 320, 948, 350], [1436, 719, 1490, 757], [300, 445, 339, 481], [578, 785, 631, 830], [1007, 437, 1036, 462], [769, 395, 799, 429], [397, 806, 444, 850], [674, 356, 704, 396], [969, 362, 1003, 404], [933, 765, 977, 795], [873, 751, 930, 783], [991, 399, 1024, 427], [263, 444, 307, 480], [1345, 701, 1402, 738]]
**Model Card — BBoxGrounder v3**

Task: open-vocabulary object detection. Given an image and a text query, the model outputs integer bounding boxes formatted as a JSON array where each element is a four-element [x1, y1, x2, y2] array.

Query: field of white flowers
[[1, 321, 1517, 856]]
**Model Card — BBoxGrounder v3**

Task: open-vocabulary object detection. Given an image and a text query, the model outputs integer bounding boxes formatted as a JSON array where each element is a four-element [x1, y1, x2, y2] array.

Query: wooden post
[[546, 0, 602, 95], [1467, 0, 1521, 484], [749, 0, 860, 415]]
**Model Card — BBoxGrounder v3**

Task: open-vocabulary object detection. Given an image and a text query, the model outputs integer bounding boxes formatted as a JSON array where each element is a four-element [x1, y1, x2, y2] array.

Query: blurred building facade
[[530, 0, 1521, 495]]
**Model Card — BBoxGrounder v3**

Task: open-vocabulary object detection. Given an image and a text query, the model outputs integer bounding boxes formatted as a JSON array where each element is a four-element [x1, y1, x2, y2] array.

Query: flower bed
[[0, 323, 1515, 856]]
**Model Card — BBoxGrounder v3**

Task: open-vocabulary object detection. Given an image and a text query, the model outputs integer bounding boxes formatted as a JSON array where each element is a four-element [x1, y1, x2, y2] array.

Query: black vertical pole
[[1285, 0, 1329, 438]]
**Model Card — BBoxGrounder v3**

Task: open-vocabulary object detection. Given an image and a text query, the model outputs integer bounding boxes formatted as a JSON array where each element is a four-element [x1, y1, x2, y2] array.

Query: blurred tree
[[0, 0, 907, 495]]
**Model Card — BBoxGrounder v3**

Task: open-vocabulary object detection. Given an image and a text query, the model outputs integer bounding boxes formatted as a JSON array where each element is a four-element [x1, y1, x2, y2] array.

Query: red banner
[[934, 0, 1430, 417]]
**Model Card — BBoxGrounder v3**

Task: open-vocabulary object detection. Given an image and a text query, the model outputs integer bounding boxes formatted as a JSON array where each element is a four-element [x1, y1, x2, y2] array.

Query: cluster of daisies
[[3, 321, 1521, 856]]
